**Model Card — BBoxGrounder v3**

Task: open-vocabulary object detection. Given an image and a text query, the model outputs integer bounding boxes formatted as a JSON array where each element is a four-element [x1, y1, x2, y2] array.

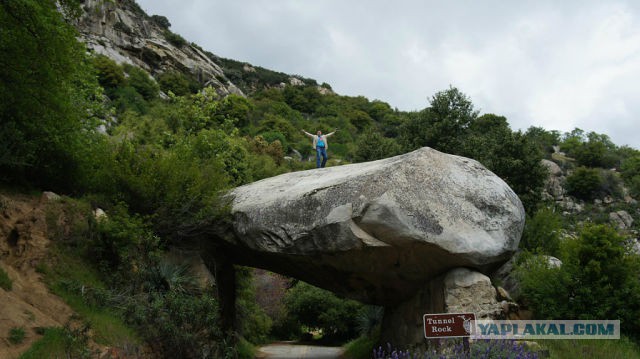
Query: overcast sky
[[136, 0, 640, 149]]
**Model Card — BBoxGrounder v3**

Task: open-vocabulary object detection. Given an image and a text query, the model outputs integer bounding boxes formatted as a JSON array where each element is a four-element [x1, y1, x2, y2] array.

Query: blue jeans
[[316, 147, 327, 168]]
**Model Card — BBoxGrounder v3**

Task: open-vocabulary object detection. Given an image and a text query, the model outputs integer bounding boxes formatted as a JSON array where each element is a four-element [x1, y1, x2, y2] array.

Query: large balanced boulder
[[217, 147, 525, 306]]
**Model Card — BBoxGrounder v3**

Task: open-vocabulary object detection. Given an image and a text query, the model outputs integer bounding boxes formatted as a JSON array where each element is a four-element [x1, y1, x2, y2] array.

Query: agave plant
[[155, 260, 200, 294], [357, 305, 384, 336]]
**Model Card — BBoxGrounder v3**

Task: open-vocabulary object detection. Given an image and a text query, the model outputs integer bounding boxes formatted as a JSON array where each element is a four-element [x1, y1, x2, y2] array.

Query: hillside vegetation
[[1, 0, 640, 358]]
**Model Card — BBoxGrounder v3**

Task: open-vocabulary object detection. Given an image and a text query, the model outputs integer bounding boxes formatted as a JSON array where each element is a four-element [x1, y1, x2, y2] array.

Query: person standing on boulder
[[301, 129, 336, 168]]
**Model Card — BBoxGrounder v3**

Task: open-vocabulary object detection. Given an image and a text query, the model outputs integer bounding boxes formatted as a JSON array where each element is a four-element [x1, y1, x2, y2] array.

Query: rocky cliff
[[73, 0, 243, 96]]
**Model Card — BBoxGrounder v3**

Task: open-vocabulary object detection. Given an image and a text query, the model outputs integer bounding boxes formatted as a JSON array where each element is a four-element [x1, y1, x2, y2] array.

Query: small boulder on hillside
[[610, 210, 634, 230]]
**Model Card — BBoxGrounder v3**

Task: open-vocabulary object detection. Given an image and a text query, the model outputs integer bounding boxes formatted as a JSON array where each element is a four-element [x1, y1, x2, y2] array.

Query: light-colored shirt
[[303, 131, 336, 149]]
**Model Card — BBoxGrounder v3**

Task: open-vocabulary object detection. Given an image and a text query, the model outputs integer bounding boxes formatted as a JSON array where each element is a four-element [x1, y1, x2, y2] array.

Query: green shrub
[[0, 267, 12, 291], [122, 290, 226, 358], [515, 254, 572, 318], [566, 167, 603, 200], [236, 267, 272, 344], [9, 327, 26, 345], [353, 128, 401, 162], [163, 30, 187, 47], [521, 207, 563, 255], [122, 0, 146, 16], [628, 176, 640, 198], [157, 70, 200, 96], [150, 15, 171, 29], [124, 65, 159, 101], [107, 133, 234, 240], [356, 306, 383, 336], [92, 205, 160, 282], [621, 155, 640, 181], [517, 224, 640, 339], [236, 337, 256, 359], [344, 331, 379, 359], [19, 325, 94, 359], [260, 131, 289, 151], [112, 86, 148, 114], [20, 327, 67, 358], [284, 281, 364, 341], [621, 155, 640, 197], [92, 54, 126, 90]]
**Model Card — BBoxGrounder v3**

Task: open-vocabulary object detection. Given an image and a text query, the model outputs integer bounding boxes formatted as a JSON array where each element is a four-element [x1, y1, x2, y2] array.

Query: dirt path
[[257, 341, 344, 359]]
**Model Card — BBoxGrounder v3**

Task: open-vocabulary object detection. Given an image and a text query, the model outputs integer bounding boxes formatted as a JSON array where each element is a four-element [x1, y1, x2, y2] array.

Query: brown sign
[[423, 313, 476, 338]]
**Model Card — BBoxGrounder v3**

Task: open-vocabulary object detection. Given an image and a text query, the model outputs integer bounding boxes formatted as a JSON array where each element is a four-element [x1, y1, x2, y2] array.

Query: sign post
[[423, 313, 476, 354]]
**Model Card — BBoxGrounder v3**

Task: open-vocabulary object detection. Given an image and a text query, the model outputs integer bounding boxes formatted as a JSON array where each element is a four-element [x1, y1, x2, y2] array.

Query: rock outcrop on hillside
[[213, 147, 525, 306], [74, 0, 243, 96]]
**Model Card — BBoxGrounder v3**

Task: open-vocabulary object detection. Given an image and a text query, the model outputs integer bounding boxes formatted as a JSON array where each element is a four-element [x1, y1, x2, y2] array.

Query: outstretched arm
[[301, 129, 314, 138], [325, 129, 337, 137]]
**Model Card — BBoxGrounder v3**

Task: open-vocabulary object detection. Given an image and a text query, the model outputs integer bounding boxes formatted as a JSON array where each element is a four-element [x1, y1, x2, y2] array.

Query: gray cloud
[[137, 0, 640, 148]]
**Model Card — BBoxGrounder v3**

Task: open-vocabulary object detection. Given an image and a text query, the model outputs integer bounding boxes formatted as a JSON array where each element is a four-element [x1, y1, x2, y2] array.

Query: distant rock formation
[[541, 159, 564, 201], [74, 0, 243, 96]]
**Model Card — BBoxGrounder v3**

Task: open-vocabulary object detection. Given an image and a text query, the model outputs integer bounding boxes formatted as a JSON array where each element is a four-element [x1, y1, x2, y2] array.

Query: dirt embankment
[[0, 192, 74, 358]]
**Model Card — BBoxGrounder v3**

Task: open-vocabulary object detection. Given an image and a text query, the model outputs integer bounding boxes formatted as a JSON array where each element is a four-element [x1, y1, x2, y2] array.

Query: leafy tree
[[158, 70, 200, 96], [216, 94, 252, 128], [107, 130, 239, 241], [616, 146, 640, 164], [400, 87, 477, 154], [380, 113, 404, 138], [573, 140, 607, 168], [150, 14, 171, 29], [367, 100, 393, 122], [518, 224, 640, 339], [245, 135, 285, 166], [525, 126, 561, 156], [620, 155, 640, 183], [570, 225, 640, 330], [163, 29, 187, 47], [520, 207, 563, 255], [565, 167, 603, 200], [516, 254, 573, 321], [283, 86, 315, 113], [571, 132, 617, 168], [345, 109, 374, 130], [621, 155, 640, 197], [257, 114, 298, 141], [284, 281, 364, 340], [92, 204, 160, 282], [124, 64, 159, 101], [0, 0, 106, 191], [113, 85, 148, 114], [353, 128, 401, 162], [320, 82, 332, 90], [93, 54, 126, 90], [259, 131, 289, 152], [559, 128, 585, 156]]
